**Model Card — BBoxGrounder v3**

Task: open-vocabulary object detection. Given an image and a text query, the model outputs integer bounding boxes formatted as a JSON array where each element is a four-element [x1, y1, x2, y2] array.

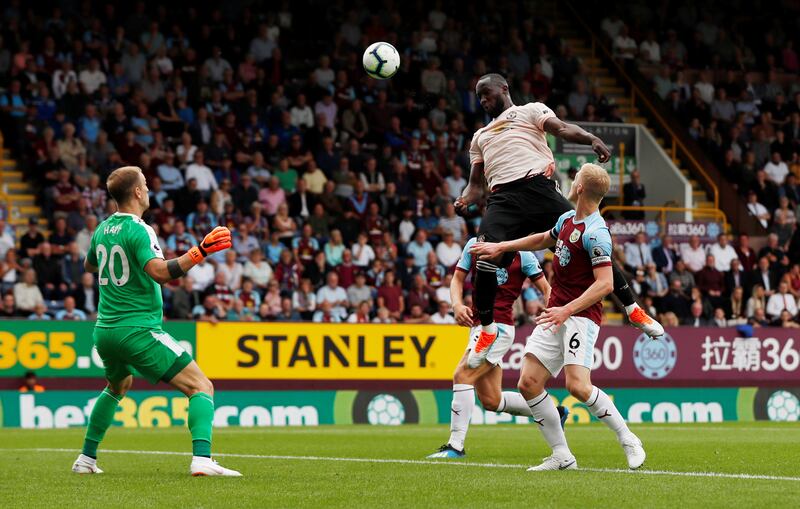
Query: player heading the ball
[[471, 163, 646, 471]]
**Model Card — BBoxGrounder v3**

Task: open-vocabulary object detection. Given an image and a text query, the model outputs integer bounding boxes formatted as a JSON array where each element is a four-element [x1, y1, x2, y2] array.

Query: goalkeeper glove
[[188, 226, 232, 263]]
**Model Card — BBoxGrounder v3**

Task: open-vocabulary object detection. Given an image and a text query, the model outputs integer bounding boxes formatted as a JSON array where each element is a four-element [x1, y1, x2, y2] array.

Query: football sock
[[447, 384, 474, 451], [82, 387, 122, 459], [611, 262, 636, 307], [475, 260, 499, 326], [189, 392, 215, 458], [586, 386, 630, 439], [497, 391, 533, 417], [527, 392, 570, 457]]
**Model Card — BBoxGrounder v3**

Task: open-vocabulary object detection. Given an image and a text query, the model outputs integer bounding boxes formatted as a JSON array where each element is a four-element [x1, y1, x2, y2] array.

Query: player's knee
[[201, 378, 214, 397], [517, 374, 544, 398], [565, 379, 592, 402]]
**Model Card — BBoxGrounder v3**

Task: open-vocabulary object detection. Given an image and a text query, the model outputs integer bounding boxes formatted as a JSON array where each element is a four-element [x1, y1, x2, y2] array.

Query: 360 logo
[[633, 333, 677, 379]]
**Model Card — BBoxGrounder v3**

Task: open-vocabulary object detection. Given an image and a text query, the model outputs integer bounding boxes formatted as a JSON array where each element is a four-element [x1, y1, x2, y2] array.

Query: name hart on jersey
[[236, 334, 436, 368], [103, 224, 122, 235]]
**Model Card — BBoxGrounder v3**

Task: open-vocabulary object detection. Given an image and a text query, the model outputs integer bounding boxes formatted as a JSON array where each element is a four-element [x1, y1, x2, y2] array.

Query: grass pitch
[[1, 422, 798, 508]]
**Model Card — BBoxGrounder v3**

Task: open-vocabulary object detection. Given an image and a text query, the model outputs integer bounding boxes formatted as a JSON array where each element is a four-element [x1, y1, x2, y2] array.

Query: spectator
[[1, 294, 23, 318], [661, 279, 692, 321], [685, 301, 712, 327], [696, 255, 726, 304], [217, 250, 244, 291], [312, 301, 342, 323], [377, 271, 404, 320], [436, 231, 462, 269], [276, 298, 302, 322], [407, 230, 434, 268], [680, 235, 706, 273], [624, 232, 654, 271], [736, 233, 758, 271], [758, 234, 785, 267], [262, 280, 283, 319], [28, 303, 52, 321], [404, 303, 431, 324], [258, 177, 286, 216], [707, 234, 738, 272], [316, 272, 348, 319], [292, 278, 317, 321], [431, 300, 456, 324], [652, 235, 679, 274], [764, 152, 789, 185], [765, 281, 798, 320], [746, 190, 770, 229], [772, 196, 796, 246], [187, 258, 215, 292], [55, 296, 87, 320], [751, 257, 777, 297], [746, 284, 767, 318], [437, 204, 468, 243], [185, 151, 218, 195], [13, 269, 45, 313], [324, 230, 346, 267], [18, 371, 45, 393], [346, 300, 373, 324], [622, 170, 646, 219]]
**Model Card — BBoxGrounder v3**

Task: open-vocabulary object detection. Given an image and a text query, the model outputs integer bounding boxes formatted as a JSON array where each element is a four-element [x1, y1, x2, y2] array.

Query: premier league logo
[[495, 268, 509, 285], [633, 333, 677, 379], [506, 111, 517, 119]]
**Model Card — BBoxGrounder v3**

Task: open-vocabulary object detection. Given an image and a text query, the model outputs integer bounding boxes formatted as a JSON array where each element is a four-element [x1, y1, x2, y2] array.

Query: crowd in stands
[[618, 230, 800, 328], [0, 1, 594, 325], [595, 3, 800, 240]]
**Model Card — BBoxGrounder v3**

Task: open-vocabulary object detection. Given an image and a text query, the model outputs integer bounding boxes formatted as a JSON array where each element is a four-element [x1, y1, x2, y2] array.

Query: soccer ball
[[766, 390, 800, 421], [362, 42, 400, 80], [366, 393, 406, 425]]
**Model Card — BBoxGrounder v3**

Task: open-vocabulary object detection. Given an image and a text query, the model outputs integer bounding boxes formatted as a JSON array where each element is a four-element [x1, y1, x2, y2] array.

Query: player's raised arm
[[470, 231, 556, 259], [543, 117, 611, 163], [144, 226, 231, 284]]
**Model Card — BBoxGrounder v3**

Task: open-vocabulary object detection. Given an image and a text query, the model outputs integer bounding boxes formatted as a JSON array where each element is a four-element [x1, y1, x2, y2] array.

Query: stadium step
[[3, 182, 31, 195], [1, 170, 23, 183], [7, 194, 36, 207], [696, 201, 715, 209]]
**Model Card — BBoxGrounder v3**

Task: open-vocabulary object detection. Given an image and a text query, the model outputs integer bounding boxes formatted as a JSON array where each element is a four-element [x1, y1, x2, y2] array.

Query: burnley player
[[428, 238, 568, 459], [471, 164, 646, 471], [455, 73, 662, 366]]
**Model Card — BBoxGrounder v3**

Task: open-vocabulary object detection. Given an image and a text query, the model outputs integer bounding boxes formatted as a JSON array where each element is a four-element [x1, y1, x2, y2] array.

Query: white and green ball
[[362, 42, 400, 80]]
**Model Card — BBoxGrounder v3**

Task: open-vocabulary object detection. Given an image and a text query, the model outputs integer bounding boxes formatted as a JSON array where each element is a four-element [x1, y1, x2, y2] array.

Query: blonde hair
[[578, 163, 611, 202]]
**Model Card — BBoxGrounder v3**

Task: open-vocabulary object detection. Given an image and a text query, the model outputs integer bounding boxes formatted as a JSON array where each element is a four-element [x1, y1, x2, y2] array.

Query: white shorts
[[466, 323, 515, 366], [524, 316, 600, 376]]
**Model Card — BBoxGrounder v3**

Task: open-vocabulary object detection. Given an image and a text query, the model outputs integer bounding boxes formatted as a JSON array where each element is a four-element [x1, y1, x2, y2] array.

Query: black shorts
[[478, 174, 573, 264]]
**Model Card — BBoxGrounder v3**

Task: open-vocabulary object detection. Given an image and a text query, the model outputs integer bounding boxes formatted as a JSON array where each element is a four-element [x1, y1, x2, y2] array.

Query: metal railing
[[565, 1, 720, 210]]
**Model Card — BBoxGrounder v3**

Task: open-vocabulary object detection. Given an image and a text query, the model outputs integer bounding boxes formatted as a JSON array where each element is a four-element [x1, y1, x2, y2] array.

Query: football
[[362, 42, 400, 80]]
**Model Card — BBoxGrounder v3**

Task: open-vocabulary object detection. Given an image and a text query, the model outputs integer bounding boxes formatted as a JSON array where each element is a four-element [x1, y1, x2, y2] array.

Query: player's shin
[[188, 392, 215, 458], [585, 386, 630, 438], [611, 262, 636, 307], [526, 392, 571, 457], [82, 388, 122, 459], [447, 384, 474, 451], [498, 391, 533, 417]]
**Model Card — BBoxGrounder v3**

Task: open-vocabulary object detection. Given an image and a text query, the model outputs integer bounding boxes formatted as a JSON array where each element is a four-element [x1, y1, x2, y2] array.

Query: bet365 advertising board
[[0, 321, 798, 427]]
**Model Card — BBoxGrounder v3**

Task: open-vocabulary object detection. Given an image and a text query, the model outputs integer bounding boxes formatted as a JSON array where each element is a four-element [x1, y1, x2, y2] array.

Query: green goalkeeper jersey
[[87, 212, 165, 329]]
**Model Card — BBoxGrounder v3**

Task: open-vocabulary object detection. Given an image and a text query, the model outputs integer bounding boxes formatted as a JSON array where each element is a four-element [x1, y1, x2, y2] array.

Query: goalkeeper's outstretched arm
[[144, 226, 232, 285]]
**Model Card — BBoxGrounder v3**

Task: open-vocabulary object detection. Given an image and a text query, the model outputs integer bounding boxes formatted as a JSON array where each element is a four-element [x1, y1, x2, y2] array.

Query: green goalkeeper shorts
[[93, 326, 193, 385]]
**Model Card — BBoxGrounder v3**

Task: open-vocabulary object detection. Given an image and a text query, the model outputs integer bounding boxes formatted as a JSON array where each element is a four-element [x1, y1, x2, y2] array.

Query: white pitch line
[[3, 447, 800, 483]]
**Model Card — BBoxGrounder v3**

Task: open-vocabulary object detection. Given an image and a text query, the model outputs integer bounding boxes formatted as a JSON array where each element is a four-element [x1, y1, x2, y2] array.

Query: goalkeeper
[[71, 166, 241, 477]]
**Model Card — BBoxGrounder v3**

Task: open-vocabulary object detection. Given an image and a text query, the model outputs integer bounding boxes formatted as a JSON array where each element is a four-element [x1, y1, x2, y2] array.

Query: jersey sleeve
[[456, 237, 476, 273], [131, 222, 165, 270], [86, 228, 99, 267], [520, 251, 544, 280], [468, 131, 483, 165], [523, 102, 557, 131], [550, 210, 575, 239], [583, 226, 613, 268]]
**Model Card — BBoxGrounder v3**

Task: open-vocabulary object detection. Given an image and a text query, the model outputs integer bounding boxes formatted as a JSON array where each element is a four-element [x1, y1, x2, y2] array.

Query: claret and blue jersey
[[548, 210, 613, 325]]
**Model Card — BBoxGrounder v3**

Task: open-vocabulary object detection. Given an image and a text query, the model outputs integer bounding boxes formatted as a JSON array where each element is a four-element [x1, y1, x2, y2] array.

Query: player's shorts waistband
[[490, 171, 547, 193]]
